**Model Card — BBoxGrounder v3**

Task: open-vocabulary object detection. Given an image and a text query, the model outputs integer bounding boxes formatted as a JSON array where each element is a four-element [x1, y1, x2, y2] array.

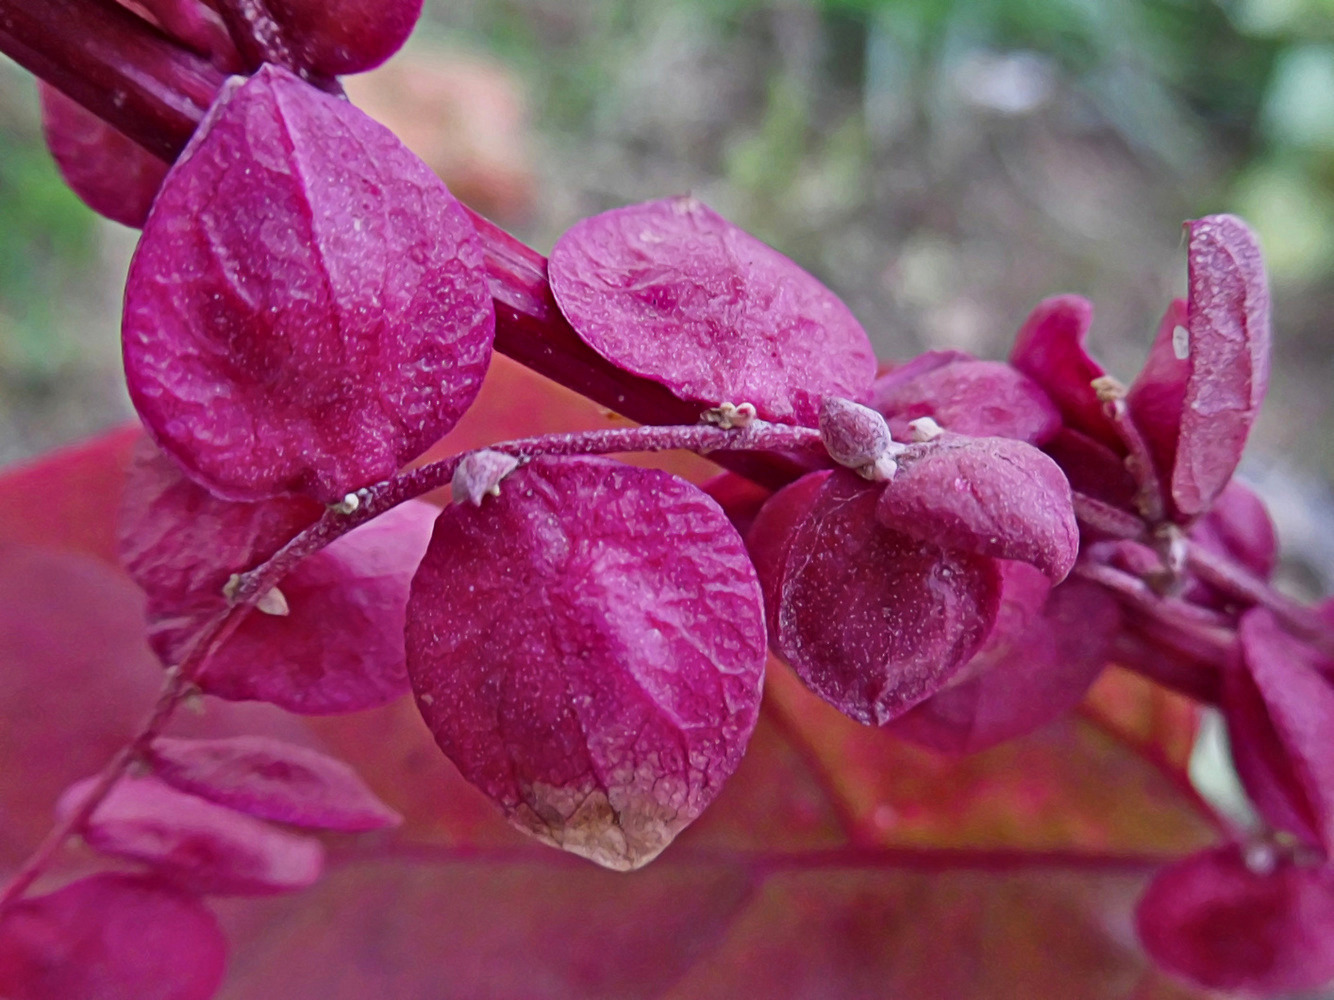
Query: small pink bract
[[119, 445, 436, 713], [40, 84, 168, 228], [875, 436, 1079, 582], [148, 735, 402, 832], [750, 469, 1001, 725], [406, 456, 767, 870], [1170, 215, 1271, 517], [123, 65, 494, 502], [1136, 845, 1334, 995], [57, 775, 325, 895], [268, 0, 424, 75], [871, 358, 1061, 446], [548, 196, 875, 426]]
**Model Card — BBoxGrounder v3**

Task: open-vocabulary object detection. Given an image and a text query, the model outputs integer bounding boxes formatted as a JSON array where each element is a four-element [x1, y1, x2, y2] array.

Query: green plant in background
[[0, 68, 95, 380]]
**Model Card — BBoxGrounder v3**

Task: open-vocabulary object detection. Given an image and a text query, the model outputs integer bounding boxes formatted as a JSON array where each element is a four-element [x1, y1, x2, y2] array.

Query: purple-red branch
[[0, 0, 807, 489], [0, 419, 822, 912]]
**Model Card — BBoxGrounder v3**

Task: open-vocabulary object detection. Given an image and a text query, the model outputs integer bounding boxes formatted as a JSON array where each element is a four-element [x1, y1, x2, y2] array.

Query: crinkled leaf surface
[[1137, 845, 1334, 996], [57, 775, 325, 895], [750, 469, 1003, 725], [1225, 608, 1334, 852], [875, 436, 1079, 581], [890, 571, 1120, 755], [406, 456, 767, 870], [0, 873, 226, 1000], [123, 64, 494, 502], [871, 357, 1061, 445], [548, 196, 876, 426], [40, 84, 168, 228], [1171, 215, 1271, 517], [120, 445, 436, 713], [148, 736, 401, 832], [1009, 294, 1119, 450], [2, 425, 1219, 998]]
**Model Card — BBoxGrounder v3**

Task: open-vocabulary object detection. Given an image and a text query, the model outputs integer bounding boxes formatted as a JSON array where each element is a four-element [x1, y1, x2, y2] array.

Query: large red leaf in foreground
[[0, 415, 1219, 998]]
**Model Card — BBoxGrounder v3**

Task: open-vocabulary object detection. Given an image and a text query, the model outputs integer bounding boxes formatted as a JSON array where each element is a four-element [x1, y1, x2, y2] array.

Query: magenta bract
[[548, 196, 876, 426], [1136, 845, 1334, 995], [1170, 215, 1271, 517], [40, 84, 168, 228], [1009, 294, 1118, 450], [1225, 609, 1334, 853], [148, 736, 401, 832], [405, 456, 767, 870], [123, 65, 494, 502], [268, 0, 424, 75], [1126, 298, 1189, 490], [874, 436, 1079, 582], [0, 873, 226, 1000], [890, 572, 1119, 754], [119, 442, 321, 664], [1190, 480, 1277, 583], [749, 469, 1001, 725], [871, 357, 1061, 445], [119, 445, 435, 713], [57, 776, 324, 895], [192, 498, 435, 713], [1186, 480, 1278, 610]]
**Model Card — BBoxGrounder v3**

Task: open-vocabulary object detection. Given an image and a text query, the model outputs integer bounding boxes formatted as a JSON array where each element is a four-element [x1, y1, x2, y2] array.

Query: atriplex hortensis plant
[[1, 0, 1333, 996]]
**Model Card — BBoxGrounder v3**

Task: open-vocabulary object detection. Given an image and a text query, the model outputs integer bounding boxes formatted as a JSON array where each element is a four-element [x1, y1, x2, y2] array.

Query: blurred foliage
[[1, 0, 1332, 461], [0, 69, 95, 378], [430, 0, 1334, 285]]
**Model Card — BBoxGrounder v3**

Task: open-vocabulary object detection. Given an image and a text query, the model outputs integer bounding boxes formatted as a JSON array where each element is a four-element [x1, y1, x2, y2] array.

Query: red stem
[[0, 0, 223, 162], [0, 668, 188, 911], [0, 0, 807, 489], [1185, 540, 1334, 656]]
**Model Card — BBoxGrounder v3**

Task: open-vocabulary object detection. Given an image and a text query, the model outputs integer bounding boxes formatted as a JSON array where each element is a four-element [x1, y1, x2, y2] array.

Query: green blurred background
[[1, 0, 1332, 582]]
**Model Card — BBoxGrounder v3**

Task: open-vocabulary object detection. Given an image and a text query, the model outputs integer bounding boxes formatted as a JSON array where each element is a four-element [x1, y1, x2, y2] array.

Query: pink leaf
[[1185, 480, 1277, 610], [267, 0, 424, 75], [147, 736, 401, 832], [1171, 215, 1271, 517], [548, 196, 875, 426], [867, 349, 973, 404], [0, 873, 226, 1000], [122, 64, 494, 502], [39, 84, 168, 228], [1126, 298, 1189, 489], [1189, 480, 1277, 583], [1225, 609, 1334, 852], [120, 445, 436, 713], [1136, 845, 1334, 996], [57, 775, 324, 895], [1009, 294, 1119, 449], [890, 570, 1119, 754], [750, 469, 1002, 725], [872, 357, 1061, 445], [875, 436, 1079, 581], [405, 457, 767, 870]]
